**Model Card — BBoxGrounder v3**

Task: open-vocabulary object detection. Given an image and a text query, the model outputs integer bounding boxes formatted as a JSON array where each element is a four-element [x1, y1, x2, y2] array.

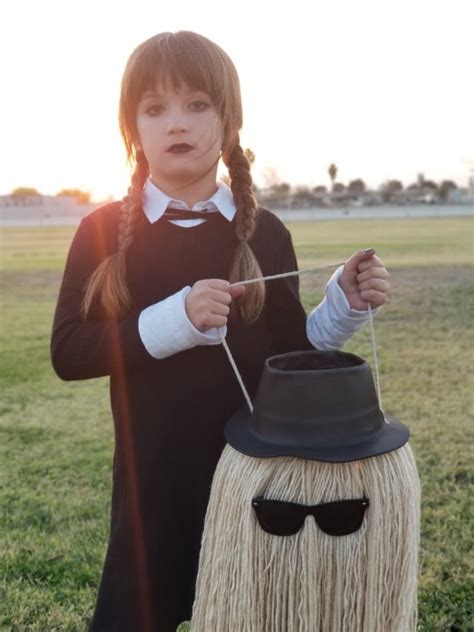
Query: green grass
[[1, 218, 473, 631]]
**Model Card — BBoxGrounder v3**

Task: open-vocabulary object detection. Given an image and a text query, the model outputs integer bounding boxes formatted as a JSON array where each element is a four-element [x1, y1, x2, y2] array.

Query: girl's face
[[135, 83, 223, 192]]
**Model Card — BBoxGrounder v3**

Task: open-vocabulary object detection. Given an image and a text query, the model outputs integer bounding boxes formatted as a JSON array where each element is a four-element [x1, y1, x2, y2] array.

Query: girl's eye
[[146, 104, 164, 115], [190, 100, 209, 111]]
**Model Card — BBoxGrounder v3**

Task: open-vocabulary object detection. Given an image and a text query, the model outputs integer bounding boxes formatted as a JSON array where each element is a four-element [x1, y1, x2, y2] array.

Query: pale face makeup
[[136, 84, 224, 203]]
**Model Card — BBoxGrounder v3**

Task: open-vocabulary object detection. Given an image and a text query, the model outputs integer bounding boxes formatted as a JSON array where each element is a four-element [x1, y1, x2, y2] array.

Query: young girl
[[50, 31, 390, 632]]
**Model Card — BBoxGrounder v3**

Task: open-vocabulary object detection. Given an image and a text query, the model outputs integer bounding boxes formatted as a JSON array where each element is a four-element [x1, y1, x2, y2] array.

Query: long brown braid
[[81, 150, 149, 320], [223, 135, 265, 324]]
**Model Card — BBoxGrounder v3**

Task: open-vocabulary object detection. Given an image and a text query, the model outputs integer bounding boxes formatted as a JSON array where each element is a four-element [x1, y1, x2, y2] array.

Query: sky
[[1, 0, 473, 202]]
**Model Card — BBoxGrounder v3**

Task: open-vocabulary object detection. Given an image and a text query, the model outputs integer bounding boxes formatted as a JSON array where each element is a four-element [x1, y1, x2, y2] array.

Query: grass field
[[1, 217, 473, 631]]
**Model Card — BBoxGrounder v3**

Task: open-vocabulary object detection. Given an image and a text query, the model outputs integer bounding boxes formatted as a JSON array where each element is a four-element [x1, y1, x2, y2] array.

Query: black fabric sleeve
[[265, 228, 315, 354], [50, 214, 152, 381]]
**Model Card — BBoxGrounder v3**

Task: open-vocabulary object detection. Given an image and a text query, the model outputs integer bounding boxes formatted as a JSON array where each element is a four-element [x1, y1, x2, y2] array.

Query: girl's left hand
[[337, 249, 390, 310]]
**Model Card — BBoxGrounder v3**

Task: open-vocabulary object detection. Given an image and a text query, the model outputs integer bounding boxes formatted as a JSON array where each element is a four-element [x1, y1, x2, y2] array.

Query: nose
[[167, 121, 189, 134], [166, 109, 190, 134]]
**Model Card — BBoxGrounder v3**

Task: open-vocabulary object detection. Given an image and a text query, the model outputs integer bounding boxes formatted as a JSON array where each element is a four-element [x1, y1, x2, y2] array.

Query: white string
[[222, 264, 386, 419], [229, 263, 345, 288], [218, 329, 254, 413], [367, 303, 388, 423]]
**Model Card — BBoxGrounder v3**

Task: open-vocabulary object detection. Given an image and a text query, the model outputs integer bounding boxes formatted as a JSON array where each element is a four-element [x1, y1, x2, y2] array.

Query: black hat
[[225, 350, 409, 463]]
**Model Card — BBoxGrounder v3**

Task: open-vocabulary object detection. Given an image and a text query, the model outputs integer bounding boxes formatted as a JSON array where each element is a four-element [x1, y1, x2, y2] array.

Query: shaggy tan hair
[[191, 444, 420, 632]]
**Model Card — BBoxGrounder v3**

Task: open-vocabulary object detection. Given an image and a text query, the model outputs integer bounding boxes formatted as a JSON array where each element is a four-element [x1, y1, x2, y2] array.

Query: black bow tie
[[162, 207, 220, 221]]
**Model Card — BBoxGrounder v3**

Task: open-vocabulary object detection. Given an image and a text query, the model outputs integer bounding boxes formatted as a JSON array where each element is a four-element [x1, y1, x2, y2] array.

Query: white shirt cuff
[[306, 265, 379, 350], [138, 286, 227, 359]]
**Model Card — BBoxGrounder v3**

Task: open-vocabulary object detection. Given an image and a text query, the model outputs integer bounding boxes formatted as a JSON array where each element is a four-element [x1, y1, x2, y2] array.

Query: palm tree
[[328, 163, 337, 186]]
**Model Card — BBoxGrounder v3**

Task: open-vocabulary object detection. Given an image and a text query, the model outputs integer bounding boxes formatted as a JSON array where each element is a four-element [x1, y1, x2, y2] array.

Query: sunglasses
[[252, 496, 369, 537]]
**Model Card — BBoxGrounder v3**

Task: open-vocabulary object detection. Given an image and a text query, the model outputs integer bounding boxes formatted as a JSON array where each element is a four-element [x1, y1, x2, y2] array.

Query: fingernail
[[364, 248, 375, 255]]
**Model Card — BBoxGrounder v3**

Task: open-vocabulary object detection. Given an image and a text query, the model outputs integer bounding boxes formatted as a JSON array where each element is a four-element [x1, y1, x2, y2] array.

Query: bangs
[[119, 31, 241, 159], [129, 35, 226, 105]]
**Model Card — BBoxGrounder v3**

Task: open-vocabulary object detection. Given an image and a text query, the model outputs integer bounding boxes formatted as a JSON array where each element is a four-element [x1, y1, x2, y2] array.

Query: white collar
[[142, 177, 237, 224]]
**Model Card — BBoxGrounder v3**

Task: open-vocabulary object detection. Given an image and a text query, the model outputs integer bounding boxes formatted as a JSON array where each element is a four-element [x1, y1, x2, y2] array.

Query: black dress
[[50, 202, 314, 631]]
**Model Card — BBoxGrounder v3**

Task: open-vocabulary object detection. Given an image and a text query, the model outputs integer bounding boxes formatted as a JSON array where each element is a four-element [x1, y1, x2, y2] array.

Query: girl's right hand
[[185, 279, 246, 332]]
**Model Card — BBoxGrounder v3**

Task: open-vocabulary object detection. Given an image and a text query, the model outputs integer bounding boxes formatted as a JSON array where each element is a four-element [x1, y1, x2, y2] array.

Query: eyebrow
[[141, 88, 207, 99]]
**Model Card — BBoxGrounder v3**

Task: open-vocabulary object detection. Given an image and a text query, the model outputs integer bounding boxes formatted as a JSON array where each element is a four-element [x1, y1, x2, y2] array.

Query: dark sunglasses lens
[[252, 499, 305, 536], [315, 498, 369, 536]]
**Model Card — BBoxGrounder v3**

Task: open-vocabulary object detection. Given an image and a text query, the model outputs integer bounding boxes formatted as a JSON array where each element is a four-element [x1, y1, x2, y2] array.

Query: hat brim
[[224, 404, 410, 463]]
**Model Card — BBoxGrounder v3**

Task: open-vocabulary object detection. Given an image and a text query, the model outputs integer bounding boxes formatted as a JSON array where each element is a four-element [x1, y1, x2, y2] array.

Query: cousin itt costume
[[192, 351, 420, 631], [50, 201, 314, 631]]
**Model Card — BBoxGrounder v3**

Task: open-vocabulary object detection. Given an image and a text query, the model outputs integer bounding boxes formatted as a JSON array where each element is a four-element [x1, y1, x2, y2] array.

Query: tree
[[293, 185, 313, 199], [380, 180, 403, 202], [348, 179, 366, 194], [270, 183, 291, 196], [332, 182, 345, 193], [57, 188, 91, 204], [11, 187, 40, 197], [439, 180, 457, 201], [313, 185, 328, 194], [328, 163, 337, 185]]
